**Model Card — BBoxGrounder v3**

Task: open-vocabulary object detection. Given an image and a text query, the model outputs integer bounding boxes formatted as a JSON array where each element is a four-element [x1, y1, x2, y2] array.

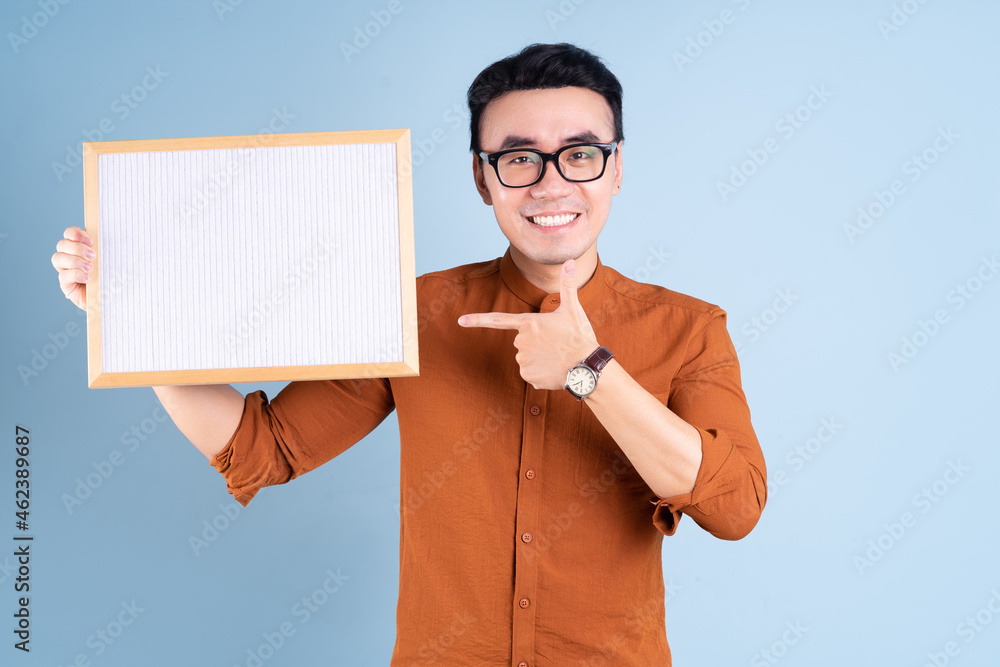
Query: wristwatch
[[565, 346, 615, 401]]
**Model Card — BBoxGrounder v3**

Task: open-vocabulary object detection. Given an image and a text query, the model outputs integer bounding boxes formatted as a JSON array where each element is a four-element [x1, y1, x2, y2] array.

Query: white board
[[82, 129, 417, 388]]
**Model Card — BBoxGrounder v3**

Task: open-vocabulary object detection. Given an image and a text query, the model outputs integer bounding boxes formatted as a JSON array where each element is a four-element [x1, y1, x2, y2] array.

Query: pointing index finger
[[458, 312, 527, 330]]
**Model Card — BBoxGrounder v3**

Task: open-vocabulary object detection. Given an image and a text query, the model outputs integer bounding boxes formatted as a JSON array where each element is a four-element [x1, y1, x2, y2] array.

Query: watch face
[[566, 366, 597, 396]]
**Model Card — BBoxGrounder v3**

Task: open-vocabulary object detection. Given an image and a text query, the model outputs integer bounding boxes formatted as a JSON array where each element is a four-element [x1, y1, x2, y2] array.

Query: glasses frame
[[477, 141, 619, 188]]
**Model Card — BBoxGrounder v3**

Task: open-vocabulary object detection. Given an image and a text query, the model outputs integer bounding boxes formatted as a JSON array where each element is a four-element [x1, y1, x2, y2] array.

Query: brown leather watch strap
[[583, 346, 614, 373]]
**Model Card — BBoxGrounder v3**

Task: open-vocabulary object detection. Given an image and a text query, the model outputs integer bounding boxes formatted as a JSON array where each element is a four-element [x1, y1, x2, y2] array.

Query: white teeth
[[529, 213, 578, 227]]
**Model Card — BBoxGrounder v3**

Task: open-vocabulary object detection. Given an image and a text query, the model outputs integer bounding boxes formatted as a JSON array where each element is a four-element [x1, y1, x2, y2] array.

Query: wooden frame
[[82, 129, 417, 388]]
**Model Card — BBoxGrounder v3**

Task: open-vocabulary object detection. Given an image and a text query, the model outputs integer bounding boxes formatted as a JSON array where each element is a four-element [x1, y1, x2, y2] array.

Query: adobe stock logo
[[878, 0, 933, 40], [51, 65, 170, 183], [853, 459, 969, 576], [17, 320, 82, 386], [716, 86, 833, 202], [732, 288, 799, 356], [7, 0, 72, 54], [843, 126, 958, 245], [750, 620, 808, 667], [55, 600, 145, 666], [188, 502, 243, 556], [766, 417, 844, 500], [340, 0, 405, 63], [886, 254, 997, 372], [918, 588, 1000, 667], [230, 567, 350, 667], [672, 0, 757, 73], [545, 0, 587, 31]]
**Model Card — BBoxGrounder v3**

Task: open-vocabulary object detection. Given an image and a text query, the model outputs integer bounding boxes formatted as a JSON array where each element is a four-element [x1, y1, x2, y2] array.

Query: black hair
[[466, 42, 624, 152]]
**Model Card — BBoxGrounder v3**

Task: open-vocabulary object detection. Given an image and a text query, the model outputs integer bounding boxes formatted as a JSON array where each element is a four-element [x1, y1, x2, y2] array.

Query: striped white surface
[[97, 142, 403, 373]]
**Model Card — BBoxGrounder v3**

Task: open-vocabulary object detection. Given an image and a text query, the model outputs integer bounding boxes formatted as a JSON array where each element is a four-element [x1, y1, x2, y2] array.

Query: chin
[[520, 245, 584, 266], [502, 224, 597, 267]]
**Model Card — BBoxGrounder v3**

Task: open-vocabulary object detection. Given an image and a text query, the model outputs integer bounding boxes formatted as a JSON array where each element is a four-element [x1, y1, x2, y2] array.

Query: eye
[[566, 148, 598, 162], [501, 152, 539, 168]]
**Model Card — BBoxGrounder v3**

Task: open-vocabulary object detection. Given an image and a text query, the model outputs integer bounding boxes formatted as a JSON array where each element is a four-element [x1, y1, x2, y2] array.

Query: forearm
[[584, 360, 702, 498], [152, 384, 246, 461]]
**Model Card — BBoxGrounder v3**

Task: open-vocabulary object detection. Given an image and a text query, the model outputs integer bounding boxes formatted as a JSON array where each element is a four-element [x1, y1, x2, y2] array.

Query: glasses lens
[[558, 145, 605, 182], [496, 151, 542, 187]]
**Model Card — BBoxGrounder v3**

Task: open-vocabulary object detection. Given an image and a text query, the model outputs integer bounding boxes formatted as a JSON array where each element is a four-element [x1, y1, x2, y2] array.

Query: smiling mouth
[[528, 213, 580, 227]]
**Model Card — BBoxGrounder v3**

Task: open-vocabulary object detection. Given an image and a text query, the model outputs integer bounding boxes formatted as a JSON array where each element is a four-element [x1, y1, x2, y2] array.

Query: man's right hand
[[52, 225, 95, 312], [49, 225, 247, 462]]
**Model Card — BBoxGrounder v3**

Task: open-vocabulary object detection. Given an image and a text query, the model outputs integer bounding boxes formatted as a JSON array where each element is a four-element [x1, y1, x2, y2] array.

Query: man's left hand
[[458, 259, 600, 391]]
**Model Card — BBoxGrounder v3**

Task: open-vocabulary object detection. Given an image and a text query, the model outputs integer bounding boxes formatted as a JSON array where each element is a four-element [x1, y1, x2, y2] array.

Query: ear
[[612, 141, 624, 194], [472, 152, 493, 206]]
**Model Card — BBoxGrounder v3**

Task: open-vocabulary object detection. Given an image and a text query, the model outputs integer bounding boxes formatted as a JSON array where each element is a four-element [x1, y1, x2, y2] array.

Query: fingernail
[[566, 259, 576, 274], [458, 316, 469, 326], [85, 249, 96, 259], [84, 261, 92, 270]]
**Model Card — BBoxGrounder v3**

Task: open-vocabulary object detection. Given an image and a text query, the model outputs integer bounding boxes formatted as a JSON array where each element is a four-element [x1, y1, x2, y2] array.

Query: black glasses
[[478, 141, 618, 188]]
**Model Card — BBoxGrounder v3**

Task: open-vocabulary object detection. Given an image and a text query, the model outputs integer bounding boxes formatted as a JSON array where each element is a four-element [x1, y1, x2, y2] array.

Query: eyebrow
[[497, 131, 605, 151]]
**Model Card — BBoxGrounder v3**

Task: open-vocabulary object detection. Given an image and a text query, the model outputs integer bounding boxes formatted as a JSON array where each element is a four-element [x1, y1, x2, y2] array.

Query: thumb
[[559, 258, 580, 310]]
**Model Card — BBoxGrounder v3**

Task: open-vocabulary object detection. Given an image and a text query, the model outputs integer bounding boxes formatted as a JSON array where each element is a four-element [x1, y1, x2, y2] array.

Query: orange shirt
[[210, 248, 767, 666]]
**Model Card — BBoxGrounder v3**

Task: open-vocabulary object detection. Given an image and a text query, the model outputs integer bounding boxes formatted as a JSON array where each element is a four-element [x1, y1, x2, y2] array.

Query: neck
[[508, 245, 598, 294]]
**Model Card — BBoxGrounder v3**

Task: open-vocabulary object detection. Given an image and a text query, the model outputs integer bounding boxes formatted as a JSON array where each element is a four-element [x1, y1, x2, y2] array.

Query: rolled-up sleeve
[[650, 307, 767, 539], [209, 377, 395, 506]]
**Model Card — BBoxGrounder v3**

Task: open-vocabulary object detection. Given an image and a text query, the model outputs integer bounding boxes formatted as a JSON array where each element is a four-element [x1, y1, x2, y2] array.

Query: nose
[[529, 157, 575, 199]]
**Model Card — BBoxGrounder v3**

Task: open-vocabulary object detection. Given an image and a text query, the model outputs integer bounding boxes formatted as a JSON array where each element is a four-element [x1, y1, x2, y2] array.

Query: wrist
[[564, 345, 614, 401], [584, 358, 619, 403]]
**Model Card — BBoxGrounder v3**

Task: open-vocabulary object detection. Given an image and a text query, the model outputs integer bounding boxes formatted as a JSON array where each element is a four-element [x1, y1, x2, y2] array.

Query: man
[[53, 43, 766, 666]]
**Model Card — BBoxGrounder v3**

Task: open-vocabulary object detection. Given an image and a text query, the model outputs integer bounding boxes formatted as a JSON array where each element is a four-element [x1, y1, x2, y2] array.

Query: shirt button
[[521, 532, 532, 543], [519, 597, 530, 609], [525, 469, 535, 480], [529, 405, 541, 416], [518, 662, 528, 667]]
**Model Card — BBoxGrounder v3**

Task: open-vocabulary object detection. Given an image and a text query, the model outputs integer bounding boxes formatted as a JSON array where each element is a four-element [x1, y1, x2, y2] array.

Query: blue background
[[2, 0, 998, 665]]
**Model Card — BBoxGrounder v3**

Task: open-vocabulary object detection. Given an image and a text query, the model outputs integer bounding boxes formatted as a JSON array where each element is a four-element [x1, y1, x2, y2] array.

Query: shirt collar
[[499, 246, 609, 312]]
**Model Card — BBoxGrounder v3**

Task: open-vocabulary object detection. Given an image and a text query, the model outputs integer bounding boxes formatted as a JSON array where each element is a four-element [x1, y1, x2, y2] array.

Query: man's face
[[473, 86, 623, 269]]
